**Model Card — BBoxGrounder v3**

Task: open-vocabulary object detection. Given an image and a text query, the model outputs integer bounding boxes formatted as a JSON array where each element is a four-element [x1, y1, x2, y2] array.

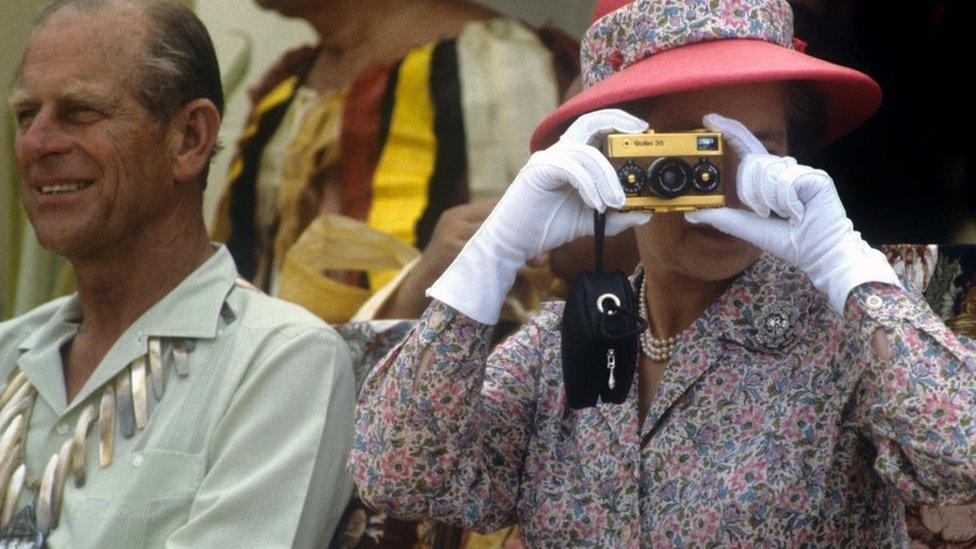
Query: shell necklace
[[0, 336, 193, 539]]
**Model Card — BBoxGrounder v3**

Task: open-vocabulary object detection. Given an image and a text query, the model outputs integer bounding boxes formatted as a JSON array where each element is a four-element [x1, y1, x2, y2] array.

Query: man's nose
[[16, 110, 72, 165]]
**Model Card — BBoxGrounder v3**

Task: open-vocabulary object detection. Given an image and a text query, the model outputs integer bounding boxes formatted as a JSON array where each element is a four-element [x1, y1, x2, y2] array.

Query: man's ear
[[169, 98, 221, 185]]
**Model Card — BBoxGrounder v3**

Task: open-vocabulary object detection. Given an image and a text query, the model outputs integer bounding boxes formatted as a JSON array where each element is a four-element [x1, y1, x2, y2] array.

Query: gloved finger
[[736, 154, 770, 217], [561, 108, 649, 147], [736, 154, 798, 218], [784, 165, 838, 213], [685, 208, 794, 262], [757, 169, 804, 223], [560, 143, 628, 209], [606, 211, 651, 236], [523, 148, 606, 210], [702, 113, 767, 158]]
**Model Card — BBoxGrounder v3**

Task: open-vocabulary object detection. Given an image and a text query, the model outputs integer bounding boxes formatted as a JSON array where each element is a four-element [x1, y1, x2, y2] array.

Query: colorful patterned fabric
[[351, 253, 976, 547], [883, 244, 976, 548], [581, 0, 795, 88], [214, 20, 579, 311]]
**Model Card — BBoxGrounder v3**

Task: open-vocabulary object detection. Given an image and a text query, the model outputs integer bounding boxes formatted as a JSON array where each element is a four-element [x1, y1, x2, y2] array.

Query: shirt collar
[[17, 245, 239, 415]]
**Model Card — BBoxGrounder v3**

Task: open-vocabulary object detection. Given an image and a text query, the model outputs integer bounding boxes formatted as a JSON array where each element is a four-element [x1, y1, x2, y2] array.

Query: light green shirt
[[0, 246, 355, 548]]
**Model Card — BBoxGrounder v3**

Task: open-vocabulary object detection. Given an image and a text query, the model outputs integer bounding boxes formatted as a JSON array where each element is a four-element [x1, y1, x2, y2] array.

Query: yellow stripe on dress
[[227, 75, 301, 184], [214, 75, 301, 242], [366, 45, 437, 290]]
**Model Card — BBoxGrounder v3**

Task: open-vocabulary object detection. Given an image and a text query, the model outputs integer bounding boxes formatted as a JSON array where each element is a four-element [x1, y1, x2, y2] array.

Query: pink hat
[[530, 0, 881, 150]]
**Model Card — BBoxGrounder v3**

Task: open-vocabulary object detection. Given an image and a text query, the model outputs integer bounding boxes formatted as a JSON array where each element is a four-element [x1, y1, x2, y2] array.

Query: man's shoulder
[[222, 287, 354, 392], [0, 295, 73, 347], [227, 285, 340, 342]]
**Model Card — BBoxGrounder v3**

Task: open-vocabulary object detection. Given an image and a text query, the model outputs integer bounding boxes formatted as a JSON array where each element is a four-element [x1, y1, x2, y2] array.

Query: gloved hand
[[685, 113, 901, 315], [427, 109, 651, 325]]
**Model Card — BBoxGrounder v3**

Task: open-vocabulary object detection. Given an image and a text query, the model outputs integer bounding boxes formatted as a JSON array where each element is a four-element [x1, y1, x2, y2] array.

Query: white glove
[[685, 113, 901, 315], [427, 109, 651, 325]]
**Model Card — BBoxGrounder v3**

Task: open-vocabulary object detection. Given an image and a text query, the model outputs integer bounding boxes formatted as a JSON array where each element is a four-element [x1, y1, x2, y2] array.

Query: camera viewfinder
[[697, 136, 719, 151]]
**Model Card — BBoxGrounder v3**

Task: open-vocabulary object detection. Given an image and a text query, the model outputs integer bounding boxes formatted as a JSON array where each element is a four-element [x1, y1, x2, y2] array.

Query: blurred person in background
[[213, 0, 581, 328]]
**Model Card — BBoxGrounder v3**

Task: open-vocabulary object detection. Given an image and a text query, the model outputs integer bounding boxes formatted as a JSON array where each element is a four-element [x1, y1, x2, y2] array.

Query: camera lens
[[617, 160, 646, 194], [692, 160, 720, 193], [647, 157, 691, 198]]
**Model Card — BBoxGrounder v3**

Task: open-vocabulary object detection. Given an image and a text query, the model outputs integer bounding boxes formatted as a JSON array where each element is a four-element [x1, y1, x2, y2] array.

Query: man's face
[[10, 7, 175, 260]]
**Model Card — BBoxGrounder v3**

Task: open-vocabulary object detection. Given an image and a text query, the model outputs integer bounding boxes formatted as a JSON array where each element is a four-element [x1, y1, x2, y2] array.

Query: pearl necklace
[[638, 275, 677, 362]]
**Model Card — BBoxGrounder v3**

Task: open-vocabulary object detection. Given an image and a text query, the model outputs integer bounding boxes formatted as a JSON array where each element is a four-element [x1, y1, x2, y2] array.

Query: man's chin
[[30, 222, 98, 258]]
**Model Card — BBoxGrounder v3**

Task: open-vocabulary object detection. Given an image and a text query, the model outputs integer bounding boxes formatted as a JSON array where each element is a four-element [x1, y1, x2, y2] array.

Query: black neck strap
[[593, 210, 606, 275]]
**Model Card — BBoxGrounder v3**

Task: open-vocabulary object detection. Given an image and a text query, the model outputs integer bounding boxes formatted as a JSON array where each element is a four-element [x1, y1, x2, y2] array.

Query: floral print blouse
[[350, 254, 976, 547]]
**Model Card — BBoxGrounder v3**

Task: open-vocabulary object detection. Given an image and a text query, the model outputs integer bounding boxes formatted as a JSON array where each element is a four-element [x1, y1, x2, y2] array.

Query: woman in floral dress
[[351, 0, 976, 545]]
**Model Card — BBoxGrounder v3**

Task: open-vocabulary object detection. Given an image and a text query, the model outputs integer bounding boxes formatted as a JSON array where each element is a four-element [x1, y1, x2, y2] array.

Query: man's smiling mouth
[[39, 181, 93, 195]]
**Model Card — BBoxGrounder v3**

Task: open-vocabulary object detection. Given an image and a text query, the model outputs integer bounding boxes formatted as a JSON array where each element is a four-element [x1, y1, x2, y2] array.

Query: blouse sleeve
[[349, 299, 546, 532], [846, 282, 976, 505]]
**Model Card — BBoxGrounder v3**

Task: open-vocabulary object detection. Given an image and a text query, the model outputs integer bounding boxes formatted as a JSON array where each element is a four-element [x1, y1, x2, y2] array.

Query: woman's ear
[[169, 98, 221, 185]]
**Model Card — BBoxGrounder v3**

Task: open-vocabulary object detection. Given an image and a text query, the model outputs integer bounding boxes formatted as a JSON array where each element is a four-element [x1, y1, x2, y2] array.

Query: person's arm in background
[[377, 200, 497, 319]]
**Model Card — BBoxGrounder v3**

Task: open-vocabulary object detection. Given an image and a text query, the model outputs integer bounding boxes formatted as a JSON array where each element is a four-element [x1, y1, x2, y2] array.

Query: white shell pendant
[[0, 445, 22, 523], [1, 463, 25, 528], [172, 340, 190, 377], [36, 452, 60, 533], [115, 369, 136, 439], [73, 404, 97, 488], [52, 438, 73, 529], [0, 372, 27, 411], [99, 386, 116, 468], [0, 415, 26, 459], [131, 357, 149, 429], [0, 394, 34, 437], [148, 337, 166, 400]]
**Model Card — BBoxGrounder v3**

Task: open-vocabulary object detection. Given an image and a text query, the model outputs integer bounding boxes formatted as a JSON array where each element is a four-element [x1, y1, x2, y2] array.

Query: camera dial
[[617, 160, 646, 194], [648, 157, 691, 198], [692, 159, 720, 193]]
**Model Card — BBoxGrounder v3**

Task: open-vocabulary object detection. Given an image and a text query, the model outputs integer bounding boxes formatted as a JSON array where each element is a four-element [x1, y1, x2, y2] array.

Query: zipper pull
[[606, 348, 617, 390]]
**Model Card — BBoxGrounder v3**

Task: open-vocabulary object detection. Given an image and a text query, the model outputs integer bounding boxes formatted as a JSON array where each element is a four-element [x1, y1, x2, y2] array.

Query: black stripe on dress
[[414, 39, 468, 251]]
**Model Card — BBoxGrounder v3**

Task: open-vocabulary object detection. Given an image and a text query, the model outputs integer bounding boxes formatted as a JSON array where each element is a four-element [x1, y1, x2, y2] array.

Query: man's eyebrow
[[6, 85, 120, 111], [60, 85, 119, 108], [6, 87, 31, 110]]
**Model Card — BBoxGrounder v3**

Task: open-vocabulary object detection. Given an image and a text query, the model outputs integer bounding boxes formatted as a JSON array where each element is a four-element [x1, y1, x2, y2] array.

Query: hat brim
[[531, 39, 881, 151]]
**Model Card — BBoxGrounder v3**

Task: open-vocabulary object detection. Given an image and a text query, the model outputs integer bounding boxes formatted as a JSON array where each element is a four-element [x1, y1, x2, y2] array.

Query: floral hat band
[[582, 0, 797, 88]]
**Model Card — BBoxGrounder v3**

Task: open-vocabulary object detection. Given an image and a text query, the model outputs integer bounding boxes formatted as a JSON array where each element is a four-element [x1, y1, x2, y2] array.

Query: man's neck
[[64, 211, 213, 400], [73, 238, 213, 337], [62, 215, 214, 402]]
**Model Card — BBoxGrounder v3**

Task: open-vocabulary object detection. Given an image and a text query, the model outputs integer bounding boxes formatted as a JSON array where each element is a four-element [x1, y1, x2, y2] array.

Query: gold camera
[[604, 130, 725, 212]]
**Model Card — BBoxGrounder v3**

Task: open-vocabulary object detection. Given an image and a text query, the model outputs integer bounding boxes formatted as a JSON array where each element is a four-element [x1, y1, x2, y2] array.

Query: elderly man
[[0, 0, 354, 546]]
